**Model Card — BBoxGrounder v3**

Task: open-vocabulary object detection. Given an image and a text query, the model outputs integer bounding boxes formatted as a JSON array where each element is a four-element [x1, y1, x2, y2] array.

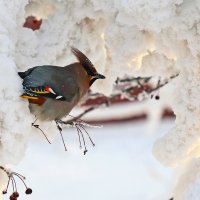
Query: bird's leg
[[55, 120, 67, 151], [31, 117, 51, 144]]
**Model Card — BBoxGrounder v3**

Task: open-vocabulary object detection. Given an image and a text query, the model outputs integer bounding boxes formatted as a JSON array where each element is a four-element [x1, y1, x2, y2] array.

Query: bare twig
[[74, 74, 179, 120], [56, 117, 98, 155], [66, 106, 97, 124], [32, 118, 51, 144], [113, 73, 179, 98], [0, 166, 32, 198]]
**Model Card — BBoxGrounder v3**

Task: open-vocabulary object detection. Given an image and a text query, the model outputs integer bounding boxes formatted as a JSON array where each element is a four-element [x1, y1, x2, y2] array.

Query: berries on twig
[[0, 166, 32, 199]]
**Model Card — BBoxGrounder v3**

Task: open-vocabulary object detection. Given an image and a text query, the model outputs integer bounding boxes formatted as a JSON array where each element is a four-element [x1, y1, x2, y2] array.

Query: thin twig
[[32, 119, 51, 144], [56, 121, 67, 151], [70, 74, 179, 120], [66, 107, 96, 124]]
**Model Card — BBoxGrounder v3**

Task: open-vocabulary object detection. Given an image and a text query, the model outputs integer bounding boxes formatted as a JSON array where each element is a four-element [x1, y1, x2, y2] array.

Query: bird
[[18, 47, 105, 121], [18, 47, 105, 150]]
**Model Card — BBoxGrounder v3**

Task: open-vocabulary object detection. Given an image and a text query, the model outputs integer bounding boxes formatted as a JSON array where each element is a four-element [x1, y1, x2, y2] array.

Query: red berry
[[12, 192, 19, 198], [25, 188, 32, 194], [9, 195, 17, 200], [23, 16, 42, 31]]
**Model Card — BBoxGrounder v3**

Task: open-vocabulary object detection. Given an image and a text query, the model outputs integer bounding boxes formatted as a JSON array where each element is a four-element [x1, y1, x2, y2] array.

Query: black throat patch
[[89, 78, 97, 86]]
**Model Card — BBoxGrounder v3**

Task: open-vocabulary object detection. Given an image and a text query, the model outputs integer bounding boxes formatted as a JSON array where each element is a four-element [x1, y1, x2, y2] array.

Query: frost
[[1, 0, 200, 199]]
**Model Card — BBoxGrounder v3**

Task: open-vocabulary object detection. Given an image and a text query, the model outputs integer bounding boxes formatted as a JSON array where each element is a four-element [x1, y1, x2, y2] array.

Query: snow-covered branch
[[1, 0, 200, 199], [72, 74, 178, 121]]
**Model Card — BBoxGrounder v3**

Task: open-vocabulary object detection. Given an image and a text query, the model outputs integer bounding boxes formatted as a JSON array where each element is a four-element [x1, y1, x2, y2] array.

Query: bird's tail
[[18, 72, 26, 79], [18, 67, 37, 79]]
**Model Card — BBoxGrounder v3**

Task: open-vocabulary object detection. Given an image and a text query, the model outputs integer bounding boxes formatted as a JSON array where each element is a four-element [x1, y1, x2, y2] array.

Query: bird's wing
[[19, 65, 79, 102], [21, 86, 66, 101]]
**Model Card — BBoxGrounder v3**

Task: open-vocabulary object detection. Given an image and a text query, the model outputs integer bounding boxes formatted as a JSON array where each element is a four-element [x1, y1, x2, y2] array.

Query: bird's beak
[[94, 73, 106, 79]]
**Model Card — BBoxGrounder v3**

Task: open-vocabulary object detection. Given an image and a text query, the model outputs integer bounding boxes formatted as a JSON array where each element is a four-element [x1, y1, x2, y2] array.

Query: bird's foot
[[0, 166, 32, 199]]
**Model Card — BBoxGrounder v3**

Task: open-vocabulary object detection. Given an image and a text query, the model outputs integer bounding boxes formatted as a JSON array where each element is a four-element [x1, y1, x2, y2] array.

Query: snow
[[1, 0, 200, 199], [13, 120, 175, 200]]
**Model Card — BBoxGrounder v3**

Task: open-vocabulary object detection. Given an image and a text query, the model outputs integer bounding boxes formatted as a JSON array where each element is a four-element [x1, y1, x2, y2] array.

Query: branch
[[66, 106, 97, 124], [74, 73, 179, 120], [0, 166, 32, 199]]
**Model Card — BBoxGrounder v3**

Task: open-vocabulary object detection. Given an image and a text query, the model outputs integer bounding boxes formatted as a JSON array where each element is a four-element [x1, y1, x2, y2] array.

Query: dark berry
[[2, 190, 7, 194], [25, 188, 32, 194], [155, 95, 160, 100], [33, 20, 38, 24], [12, 192, 19, 198], [9, 195, 17, 200]]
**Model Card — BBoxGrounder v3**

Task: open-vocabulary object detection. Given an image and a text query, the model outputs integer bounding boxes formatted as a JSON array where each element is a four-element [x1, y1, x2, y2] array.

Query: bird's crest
[[71, 47, 97, 76]]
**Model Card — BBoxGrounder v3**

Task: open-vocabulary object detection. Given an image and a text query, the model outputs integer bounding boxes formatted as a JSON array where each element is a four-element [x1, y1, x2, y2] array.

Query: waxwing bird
[[18, 47, 105, 121], [18, 47, 105, 151]]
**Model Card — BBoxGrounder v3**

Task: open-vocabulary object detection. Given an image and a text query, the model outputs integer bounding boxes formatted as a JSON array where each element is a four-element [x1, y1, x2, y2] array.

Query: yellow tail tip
[[20, 95, 39, 100]]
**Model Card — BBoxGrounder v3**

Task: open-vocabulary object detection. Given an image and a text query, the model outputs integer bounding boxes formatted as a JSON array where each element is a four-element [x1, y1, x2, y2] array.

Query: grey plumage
[[19, 48, 105, 121], [22, 65, 79, 101]]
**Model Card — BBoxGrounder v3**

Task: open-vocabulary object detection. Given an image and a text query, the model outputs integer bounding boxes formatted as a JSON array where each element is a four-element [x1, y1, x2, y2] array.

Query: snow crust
[[1, 0, 200, 199]]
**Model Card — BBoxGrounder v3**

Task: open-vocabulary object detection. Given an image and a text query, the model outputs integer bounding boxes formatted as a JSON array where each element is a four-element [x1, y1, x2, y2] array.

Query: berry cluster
[[0, 166, 32, 199]]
